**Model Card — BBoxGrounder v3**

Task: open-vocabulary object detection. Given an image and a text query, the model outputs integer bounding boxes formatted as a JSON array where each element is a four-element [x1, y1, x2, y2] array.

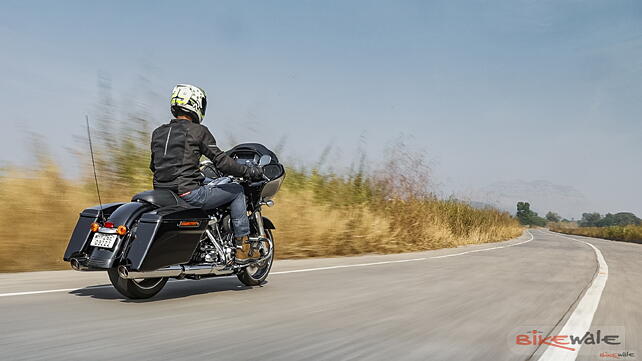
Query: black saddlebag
[[125, 205, 209, 271]]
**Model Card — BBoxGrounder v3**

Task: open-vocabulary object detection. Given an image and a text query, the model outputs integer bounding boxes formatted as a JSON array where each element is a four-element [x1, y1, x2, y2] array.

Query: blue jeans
[[181, 182, 250, 238]]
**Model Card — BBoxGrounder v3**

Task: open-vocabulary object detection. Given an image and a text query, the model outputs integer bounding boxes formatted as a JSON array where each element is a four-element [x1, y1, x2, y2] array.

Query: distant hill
[[470, 179, 591, 219], [465, 200, 500, 211]]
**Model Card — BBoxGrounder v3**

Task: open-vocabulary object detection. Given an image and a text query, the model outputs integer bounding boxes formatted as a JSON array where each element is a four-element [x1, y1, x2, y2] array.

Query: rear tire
[[107, 268, 168, 299], [237, 230, 274, 286]]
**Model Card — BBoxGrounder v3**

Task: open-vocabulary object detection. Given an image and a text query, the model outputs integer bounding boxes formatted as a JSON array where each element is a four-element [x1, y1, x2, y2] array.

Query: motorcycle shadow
[[69, 277, 267, 303]]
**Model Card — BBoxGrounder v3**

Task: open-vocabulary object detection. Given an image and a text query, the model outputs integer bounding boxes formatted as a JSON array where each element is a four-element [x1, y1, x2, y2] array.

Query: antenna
[[86, 115, 106, 222]]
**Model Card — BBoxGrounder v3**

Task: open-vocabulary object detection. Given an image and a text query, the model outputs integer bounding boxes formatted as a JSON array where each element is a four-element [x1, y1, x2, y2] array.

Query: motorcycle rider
[[149, 84, 263, 263]]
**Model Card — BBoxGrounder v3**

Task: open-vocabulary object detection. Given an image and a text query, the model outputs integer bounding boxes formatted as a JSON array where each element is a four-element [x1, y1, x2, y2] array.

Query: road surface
[[0, 230, 639, 361]]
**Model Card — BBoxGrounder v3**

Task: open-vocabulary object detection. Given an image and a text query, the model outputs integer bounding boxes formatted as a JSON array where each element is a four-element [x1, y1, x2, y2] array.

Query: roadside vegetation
[[0, 148, 522, 272], [548, 211, 642, 244], [549, 223, 642, 244], [0, 80, 522, 272]]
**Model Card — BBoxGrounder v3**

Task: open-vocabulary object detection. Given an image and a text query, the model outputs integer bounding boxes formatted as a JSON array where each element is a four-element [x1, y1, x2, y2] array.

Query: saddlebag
[[63, 202, 125, 262], [125, 206, 209, 271]]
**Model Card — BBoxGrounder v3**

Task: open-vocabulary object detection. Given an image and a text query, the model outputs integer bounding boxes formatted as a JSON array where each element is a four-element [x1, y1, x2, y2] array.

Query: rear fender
[[85, 202, 154, 269]]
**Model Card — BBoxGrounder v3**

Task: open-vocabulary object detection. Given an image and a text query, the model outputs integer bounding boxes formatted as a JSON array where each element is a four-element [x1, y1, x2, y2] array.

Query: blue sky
[[1, 0, 641, 217]]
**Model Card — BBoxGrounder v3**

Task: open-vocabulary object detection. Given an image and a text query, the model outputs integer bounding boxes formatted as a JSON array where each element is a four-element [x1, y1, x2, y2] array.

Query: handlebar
[[249, 180, 267, 187]]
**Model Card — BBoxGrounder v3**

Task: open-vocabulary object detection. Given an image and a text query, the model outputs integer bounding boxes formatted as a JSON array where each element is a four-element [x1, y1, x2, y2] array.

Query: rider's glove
[[245, 165, 264, 181]]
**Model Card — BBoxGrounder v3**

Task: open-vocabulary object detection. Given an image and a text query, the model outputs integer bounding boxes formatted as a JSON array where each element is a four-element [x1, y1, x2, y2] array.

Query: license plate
[[90, 233, 117, 249]]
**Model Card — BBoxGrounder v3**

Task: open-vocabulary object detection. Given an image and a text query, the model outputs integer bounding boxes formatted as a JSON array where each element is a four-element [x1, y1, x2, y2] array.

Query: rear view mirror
[[262, 164, 284, 181], [258, 155, 272, 166]]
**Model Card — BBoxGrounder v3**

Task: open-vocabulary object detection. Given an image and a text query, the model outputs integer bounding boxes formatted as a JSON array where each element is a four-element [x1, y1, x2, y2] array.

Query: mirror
[[263, 164, 284, 180], [258, 154, 272, 166]]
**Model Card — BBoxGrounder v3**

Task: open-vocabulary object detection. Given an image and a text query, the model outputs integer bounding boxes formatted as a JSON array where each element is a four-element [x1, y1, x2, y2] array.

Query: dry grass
[[0, 165, 95, 272], [0, 163, 522, 272], [550, 223, 642, 244]]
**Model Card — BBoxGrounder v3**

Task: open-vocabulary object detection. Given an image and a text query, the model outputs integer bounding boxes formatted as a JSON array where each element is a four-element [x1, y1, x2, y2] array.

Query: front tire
[[107, 268, 168, 299], [237, 230, 275, 286]]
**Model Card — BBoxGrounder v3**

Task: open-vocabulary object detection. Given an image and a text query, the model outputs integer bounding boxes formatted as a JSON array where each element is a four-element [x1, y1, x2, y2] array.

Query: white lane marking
[[430, 231, 534, 259], [0, 288, 78, 297], [0, 231, 534, 298], [271, 257, 429, 275], [271, 230, 534, 275], [538, 232, 609, 361], [0, 285, 116, 298]]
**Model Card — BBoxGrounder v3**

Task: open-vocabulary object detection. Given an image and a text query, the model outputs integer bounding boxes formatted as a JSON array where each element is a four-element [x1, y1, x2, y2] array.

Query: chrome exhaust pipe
[[119, 264, 233, 279], [117, 265, 129, 278], [184, 264, 234, 276], [118, 265, 183, 279], [70, 258, 81, 271], [70, 258, 95, 271]]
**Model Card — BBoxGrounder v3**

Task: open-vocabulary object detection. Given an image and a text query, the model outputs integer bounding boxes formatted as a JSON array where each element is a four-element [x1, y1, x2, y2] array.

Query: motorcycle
[[63, 143, 285, 299]]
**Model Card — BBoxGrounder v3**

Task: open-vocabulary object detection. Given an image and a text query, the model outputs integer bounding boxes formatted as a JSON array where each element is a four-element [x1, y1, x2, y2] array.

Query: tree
[[545, 211, 561, 223], [596, 212, 641, 227], [516, 202, 547, 227], [516, 202, 532, 225], [580, 213, 602, 227]]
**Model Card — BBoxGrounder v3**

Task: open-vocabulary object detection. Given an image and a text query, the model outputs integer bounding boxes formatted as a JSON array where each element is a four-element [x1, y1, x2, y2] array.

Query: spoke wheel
[[237, 230, 274, 286]]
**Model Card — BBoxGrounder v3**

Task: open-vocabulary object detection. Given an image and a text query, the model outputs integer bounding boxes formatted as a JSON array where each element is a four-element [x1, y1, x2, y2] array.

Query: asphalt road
[[0, 230, 639, 361]]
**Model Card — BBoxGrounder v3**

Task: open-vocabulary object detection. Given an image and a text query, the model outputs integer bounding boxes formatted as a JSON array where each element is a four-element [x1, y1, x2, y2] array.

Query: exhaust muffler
[[118, 264, 234, 279], [69, 257, 96, 271]]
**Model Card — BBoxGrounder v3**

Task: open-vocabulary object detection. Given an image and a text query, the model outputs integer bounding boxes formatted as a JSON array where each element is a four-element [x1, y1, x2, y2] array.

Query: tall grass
[[0, 78, 522, 272], [550, 223, 642, 244], [0, 156, 521, 272]]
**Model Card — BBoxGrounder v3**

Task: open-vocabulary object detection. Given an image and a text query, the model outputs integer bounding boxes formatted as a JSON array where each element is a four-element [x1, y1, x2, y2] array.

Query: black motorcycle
[[63, 143, 285, 299]]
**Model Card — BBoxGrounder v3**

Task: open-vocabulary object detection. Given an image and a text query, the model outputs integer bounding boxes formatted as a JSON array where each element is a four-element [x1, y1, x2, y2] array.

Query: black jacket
[[150, 119, 250, 194]]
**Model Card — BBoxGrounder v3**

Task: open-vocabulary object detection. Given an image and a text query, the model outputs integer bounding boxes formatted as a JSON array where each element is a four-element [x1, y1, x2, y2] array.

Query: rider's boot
[[234, 236, 252, 264]]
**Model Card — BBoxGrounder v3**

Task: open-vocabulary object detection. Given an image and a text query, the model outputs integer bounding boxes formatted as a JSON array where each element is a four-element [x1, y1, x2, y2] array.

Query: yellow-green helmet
[[170, 84, 207, 123]]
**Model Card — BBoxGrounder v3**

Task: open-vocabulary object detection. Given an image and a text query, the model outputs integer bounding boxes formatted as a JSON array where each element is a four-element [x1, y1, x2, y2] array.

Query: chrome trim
[[69, 258, 102, 271], [205, 229, 226, 262], [118, 264, 234, 280], [97, 228, 118, 234], [260, 200, 275, 207], [118, 265, 182, 279], [254, 211, 266, 237], [239, 236, 274, 268]]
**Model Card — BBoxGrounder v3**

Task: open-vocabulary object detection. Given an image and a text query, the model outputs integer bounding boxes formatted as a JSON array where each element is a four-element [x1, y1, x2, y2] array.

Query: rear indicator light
[[178, 221, 200, 228], [90, 222, 100, 232], [116, 225, 127, 236]]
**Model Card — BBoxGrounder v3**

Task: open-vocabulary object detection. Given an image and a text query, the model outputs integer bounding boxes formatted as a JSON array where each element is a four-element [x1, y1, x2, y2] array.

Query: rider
[[149, 84, 263, 262]]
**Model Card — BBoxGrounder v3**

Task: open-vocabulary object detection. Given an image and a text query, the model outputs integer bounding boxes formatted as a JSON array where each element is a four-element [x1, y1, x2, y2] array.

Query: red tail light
[[104, 222, 115, 228]]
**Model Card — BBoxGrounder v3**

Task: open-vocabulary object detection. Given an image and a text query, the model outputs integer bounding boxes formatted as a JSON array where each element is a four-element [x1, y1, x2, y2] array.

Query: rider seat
[[131, 189, 189, 208]]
